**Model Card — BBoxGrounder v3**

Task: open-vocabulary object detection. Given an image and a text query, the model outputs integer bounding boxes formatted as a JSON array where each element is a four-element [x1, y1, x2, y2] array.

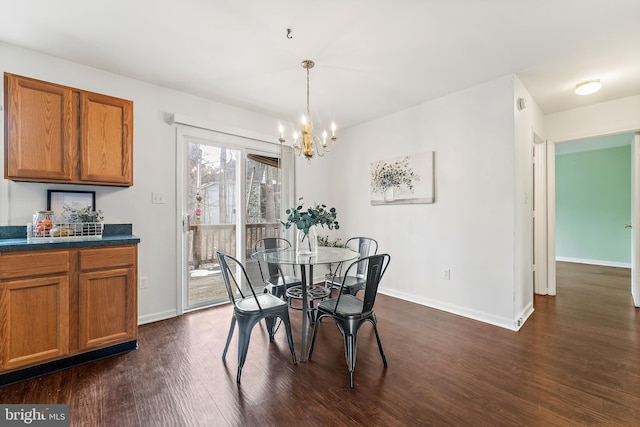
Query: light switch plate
[[152, 192, 166, 204]]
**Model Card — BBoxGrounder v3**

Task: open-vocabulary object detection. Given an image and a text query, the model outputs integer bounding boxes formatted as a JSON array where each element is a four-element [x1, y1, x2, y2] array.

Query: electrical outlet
[[152, 192, 166, 204], [139, 277, 148, 289], [443, 269, 451, 280]]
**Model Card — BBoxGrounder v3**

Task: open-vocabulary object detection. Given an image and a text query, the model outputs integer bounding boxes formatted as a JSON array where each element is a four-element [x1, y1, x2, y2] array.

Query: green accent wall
[[556, 145, 631, 264]]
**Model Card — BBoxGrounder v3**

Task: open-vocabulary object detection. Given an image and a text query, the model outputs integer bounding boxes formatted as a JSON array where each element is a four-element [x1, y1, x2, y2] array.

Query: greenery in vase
[[281, 198, 339, 235], [63, 205, 104, 223], [371, 155, 420, 194]]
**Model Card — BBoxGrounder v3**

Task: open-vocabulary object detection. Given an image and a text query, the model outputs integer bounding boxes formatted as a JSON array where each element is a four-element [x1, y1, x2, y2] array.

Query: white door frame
[[533, 133, 548, 295], [543, 132, 639, 301], [631, 133, 640, 306], [173, 118, 284, 315]]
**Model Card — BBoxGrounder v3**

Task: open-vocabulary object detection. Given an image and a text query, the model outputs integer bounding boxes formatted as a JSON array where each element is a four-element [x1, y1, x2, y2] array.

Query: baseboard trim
[[378, 286, 520, 331], [0, 341, 137, 386], [556, 257, 631, 268], [138, 309, 178, 326]]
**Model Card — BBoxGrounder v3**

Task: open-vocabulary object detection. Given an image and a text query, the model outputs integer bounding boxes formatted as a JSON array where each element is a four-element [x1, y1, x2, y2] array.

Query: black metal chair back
[[326, 237, 379, 295], [218, 250, 258, 307], [255, 237, 291, 285], [254, 237, 302, 299]]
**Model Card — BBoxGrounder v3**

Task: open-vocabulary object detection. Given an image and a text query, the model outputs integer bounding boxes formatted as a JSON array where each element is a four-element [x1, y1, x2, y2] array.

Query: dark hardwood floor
[[1, 262, 639, 426]]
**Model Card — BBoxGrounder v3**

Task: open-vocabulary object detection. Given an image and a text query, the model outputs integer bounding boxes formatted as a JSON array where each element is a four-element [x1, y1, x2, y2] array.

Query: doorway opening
[[541, 131, 639, 305]]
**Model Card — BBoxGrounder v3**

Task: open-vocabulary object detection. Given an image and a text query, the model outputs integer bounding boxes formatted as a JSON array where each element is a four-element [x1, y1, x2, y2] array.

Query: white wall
[[0, 42, 280, 324], [297, 75, 538, 329], [545, 95, 640, 143], [513, 77, 545, 324]]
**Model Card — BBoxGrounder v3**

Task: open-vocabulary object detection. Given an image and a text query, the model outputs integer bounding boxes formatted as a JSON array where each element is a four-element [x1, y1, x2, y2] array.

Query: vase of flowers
[[282, 198, 340, 254]]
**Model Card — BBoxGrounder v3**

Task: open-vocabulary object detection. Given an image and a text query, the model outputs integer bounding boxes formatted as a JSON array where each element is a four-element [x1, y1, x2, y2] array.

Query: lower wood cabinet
[[78, 246, 137, 350], [1, 275, 70, 371], [0, 245, 137, 376]]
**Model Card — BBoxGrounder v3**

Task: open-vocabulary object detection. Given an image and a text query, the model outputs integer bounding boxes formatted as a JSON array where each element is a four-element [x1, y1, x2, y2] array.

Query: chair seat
[[236, 293, 288, 313], [326, 275, 365, 289], [317, 294, 367, 317], [267, 275, 301, 287], [264, 275, 302, 298]]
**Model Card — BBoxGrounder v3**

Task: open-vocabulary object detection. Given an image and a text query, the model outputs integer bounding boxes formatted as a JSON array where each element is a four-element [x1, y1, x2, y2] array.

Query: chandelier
[[278, 60, 337, 161]]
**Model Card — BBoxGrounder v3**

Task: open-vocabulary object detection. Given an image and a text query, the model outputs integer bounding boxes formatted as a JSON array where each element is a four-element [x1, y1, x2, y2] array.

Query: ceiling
[[1, 0, 639, 132]]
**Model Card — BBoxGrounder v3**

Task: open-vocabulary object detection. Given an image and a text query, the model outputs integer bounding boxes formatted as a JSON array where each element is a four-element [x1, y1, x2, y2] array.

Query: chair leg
[[222, 316, 236, 362], [371, 316, 387, 367], [265, 316, 276, 341], [344, 332, 358, 388], [308, 313, 326, 361], [234, 316, 262, 383], [280, 313, 297, 364]]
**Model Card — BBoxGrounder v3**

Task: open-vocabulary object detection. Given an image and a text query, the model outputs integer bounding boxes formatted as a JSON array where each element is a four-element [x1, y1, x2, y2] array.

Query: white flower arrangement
[[370, 156, 420, 194]]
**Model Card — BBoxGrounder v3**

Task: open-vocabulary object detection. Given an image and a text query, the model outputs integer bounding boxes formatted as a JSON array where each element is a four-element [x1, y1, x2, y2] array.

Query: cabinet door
[[80, 91, 133, 186], [78, 267, 137, 350], [0, 276, 70, 371], [4, 74, 77, 182]]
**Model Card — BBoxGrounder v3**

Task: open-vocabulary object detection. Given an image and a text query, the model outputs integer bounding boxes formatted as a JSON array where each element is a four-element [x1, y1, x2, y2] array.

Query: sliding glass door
[[178, 127, 291, 312], [185, 142, 240, 309]]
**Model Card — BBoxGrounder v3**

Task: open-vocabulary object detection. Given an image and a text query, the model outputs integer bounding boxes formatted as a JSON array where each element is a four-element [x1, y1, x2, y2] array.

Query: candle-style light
[[278, 60, 338, 162]]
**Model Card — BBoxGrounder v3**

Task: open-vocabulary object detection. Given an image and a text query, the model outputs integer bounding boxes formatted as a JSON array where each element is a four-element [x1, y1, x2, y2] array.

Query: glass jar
[[33, 210, 55, 237], [296, 224, 318, 255]]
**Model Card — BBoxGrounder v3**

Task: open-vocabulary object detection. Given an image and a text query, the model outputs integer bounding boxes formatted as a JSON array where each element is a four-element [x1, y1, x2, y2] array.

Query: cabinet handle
[[625, 224, 632, 229]]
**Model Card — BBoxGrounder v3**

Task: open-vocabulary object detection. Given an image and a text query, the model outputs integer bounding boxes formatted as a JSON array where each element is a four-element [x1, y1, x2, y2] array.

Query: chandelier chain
[[306, 65, 311, 118]]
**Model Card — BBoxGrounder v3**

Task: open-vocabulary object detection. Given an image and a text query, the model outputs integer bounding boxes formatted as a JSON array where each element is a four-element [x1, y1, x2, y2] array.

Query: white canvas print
[[370, 151, 434, 205]]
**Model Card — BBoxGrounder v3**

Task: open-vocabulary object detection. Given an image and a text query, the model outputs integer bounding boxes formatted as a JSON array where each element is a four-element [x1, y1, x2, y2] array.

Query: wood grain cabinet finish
[[4, 73, 133, 186], [0, 245, 137, 374], [0, 251, 70, 371], [78, 246, 137, 350]]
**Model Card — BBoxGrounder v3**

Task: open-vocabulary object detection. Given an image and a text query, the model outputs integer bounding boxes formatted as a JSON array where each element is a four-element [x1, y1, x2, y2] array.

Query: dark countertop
[[0, 224, 140, 252]]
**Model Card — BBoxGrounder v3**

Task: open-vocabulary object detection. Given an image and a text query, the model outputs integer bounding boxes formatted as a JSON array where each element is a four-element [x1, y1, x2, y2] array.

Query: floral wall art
[[370, 151, 434, 205]]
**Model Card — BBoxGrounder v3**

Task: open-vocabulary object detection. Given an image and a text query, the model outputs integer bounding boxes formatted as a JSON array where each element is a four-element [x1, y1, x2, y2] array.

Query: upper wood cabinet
[[4, 73, 133, 186]]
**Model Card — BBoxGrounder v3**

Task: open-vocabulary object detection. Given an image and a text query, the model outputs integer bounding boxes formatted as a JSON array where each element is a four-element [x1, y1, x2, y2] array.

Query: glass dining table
[[252, 246, 359, 361]]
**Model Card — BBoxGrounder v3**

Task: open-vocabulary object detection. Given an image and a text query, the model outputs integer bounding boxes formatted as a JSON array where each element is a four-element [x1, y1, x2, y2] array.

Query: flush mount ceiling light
[[575, 79, 602, 96]]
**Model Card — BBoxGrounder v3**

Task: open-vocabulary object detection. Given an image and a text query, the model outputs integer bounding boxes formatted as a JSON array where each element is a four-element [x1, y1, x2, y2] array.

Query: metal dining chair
[[255, 237, 302, 298], [309, 253, 390, 388], [325, 237, 378, 295], [255, 237, 330, 323], [217, 251, 297, 383]]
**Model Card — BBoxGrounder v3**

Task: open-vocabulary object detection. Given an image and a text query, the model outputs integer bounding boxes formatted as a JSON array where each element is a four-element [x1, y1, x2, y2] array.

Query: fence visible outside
[[187, 222, 281, 305]]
